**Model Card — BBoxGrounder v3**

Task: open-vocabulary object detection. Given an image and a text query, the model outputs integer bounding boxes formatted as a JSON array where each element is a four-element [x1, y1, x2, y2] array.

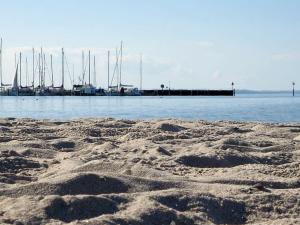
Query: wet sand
[[0, 118, 299, 224]]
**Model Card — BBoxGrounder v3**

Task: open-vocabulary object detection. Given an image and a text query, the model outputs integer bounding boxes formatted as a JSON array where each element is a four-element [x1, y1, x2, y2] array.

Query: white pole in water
[[0, 38, 2, 87], [140, 53, 143, 91], [93, 55, 96, 87], [62, 48, 64, 88], [107, 50, 110, 90], [82, 51, 84, 85], [88, 50, 91, 86], [32, 48, 35, 88], [51, 54, 54, 87]]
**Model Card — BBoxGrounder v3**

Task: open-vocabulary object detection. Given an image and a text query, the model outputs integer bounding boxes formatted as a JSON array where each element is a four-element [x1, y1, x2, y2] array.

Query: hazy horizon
[[0, 0, 299, 90]]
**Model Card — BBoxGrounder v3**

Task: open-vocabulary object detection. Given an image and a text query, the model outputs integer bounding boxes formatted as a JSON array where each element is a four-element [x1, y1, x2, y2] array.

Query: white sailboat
[[18, 52, 35, 96], [9, 64, 19, 96], [0, 38, 11, 95], [79, 50, 96, 95], [118, 41, 141, 96]]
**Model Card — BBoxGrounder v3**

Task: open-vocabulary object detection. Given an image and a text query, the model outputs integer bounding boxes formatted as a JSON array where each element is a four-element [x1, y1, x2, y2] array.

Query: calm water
[[0, 94, 299, 123]]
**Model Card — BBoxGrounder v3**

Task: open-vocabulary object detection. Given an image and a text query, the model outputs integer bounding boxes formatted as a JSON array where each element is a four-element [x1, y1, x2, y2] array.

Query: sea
[[0, 93, 299, 123]]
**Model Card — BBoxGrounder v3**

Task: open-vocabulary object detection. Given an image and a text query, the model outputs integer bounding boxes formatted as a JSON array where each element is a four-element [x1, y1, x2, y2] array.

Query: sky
[[0, 0, 299, 90]]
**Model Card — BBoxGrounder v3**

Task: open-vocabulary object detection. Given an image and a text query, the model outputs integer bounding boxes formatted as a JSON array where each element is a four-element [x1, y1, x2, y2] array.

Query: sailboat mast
[[62, 48, 64, 88], [0, 38, 2, 87], [14, 53, 17, 70], [38, 53, 41, 87], [119, 41, 123, 88], [19, 52, 22, 87], [72, 64, 74, 86], [50, 54, 54, 87], [140, 54, 143, 91], [82, 51, 84, 85], [93, 55, 96, 87], [26, 57, 28, 87], [107, 50, 110, 90], [88, 50, 91, 86], [32, 48, 35, 88], [116, 48, 119, 90], [40, 48, 43, 88], [43, 54, 46, 88]]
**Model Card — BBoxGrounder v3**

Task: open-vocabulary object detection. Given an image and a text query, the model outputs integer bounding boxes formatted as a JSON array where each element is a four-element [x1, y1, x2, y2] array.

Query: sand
[[0, 118, 299, 224]]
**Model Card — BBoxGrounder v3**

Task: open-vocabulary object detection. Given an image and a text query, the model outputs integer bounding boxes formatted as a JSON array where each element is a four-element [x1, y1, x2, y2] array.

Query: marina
[[0, 39, 234, 97]]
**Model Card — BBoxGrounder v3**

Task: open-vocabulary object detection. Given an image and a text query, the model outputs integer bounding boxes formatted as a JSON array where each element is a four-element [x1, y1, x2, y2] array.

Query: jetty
[[141, 89, 233, 96]]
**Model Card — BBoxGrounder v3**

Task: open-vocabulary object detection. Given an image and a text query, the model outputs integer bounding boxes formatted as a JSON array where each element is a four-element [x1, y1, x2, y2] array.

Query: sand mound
[[45, 196, 120, 222], [74, 161, 172, 178], [0, 173, 33, 184], [154, 121, 186, 132], [0, 173, 129, 196], [0, 172, 181, 197], [56, 173, 128, 195], [21, 140, 47, 149], [134, 206, 193, 225], [176, 150, 259, 168], [51, 139, 76, 150], [0, 155, 42, 173], [155, 193, 246, 224], [177, 150, 292, 168], [73, 161, 126, 173], [0, 150, 22, 157], [21, 148, 56, 159]]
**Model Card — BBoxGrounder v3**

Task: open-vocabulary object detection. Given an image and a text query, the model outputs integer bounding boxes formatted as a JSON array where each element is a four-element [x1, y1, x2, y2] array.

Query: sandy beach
[[0, 118, 299, 224]]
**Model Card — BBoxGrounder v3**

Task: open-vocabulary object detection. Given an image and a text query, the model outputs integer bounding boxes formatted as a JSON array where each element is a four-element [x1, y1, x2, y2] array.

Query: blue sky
[[0, 0, 299, 90]]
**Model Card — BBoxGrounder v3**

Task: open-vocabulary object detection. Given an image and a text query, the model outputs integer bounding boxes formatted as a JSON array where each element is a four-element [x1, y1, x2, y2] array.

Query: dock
[[141, 89, 234, 96]]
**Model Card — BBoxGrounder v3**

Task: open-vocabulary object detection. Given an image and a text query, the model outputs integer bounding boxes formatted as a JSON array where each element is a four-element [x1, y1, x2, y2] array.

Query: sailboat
[[72, 51, 86, 95], [122, 53, 143, 96], [18, 52, 35, 96], [82, 50, 96, 95], [46, 53, 64, 96], [73, 50, 96, 95], [106, 41, 140, 96], [106, 47, 120, 96], [8, 64, 19, 96], [43, 48, 66, 96], [0, 38, 11, 95]]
